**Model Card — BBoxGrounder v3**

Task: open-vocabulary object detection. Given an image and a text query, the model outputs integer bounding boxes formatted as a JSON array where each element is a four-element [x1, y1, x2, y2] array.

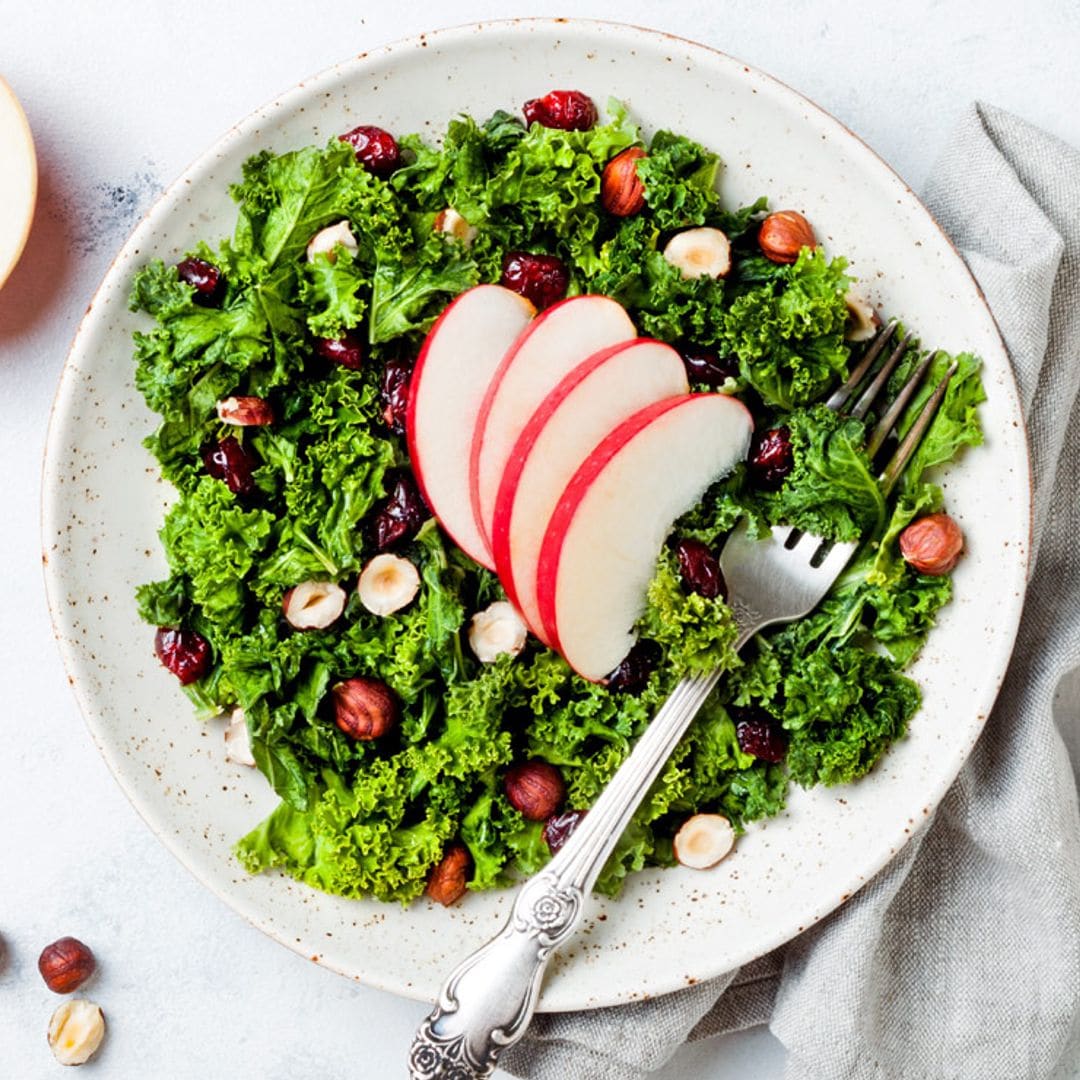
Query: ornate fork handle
[[409, 625, 758, 1080]]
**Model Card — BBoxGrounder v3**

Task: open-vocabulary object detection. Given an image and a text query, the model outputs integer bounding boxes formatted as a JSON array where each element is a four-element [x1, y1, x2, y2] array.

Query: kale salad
[[130, 93, 985, 903]]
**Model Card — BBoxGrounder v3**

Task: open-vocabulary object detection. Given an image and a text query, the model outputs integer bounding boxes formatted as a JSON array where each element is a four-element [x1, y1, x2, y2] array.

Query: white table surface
[[2, 2, 1078, 1077]]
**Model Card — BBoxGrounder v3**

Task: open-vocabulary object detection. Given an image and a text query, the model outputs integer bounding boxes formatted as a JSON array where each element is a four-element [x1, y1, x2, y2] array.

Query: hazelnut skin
[[38, 937, 96, 994], [504, 760, 566, 821], [899, 513, 964, 575], [332, 677, 399, 740], [758, 210, 817, 264], [601, 146, 647, 216], [426, 843, 471, 906]]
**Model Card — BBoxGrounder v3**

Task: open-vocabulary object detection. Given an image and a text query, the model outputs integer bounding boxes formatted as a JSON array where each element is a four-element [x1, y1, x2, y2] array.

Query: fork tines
[[827, 321, 957, 496]]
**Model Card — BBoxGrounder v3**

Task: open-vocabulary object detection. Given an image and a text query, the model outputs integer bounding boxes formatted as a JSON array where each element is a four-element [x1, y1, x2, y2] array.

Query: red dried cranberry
[[202, 436, 259, 496], [154, 627, 211, 685], [747, 426, 794, 489], [680, 347, 740, 388], [543, 810, 586, 855], [522, 90, 598, 131], [339, 125, 401, 177], [315, 333, 364, 371], [675, 538, 726, 600], [734, 711, 787, 763], [371, 470, 427, 549], [500, 251, 569, 311], [381, 358, 411, 434], [605, 639, 662, 694], [176, 257, 224, 306]]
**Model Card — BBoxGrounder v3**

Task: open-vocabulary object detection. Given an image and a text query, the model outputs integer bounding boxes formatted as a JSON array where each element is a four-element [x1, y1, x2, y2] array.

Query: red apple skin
[[534, 393, 753, 670], [406, 284, 534, 569], [467, 295, 636, 555], [491, 338, 687, 644]]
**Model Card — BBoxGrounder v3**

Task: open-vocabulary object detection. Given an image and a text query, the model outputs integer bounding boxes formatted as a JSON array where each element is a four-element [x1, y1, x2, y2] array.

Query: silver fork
[[408, 323, 956, 1080]]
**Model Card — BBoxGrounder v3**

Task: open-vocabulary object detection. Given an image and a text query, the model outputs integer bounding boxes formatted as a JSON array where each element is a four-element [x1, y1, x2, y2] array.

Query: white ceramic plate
[[42, 20, 1030, 1010], [0, 76, 37, 289]]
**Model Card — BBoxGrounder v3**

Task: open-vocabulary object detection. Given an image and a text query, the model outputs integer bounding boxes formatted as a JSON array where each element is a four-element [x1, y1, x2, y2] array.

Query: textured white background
[[2, 2, 1079, 1077]]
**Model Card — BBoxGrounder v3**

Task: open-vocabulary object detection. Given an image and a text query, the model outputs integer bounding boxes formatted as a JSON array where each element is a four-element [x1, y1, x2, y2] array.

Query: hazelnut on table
[[38, 937, 96, 994], [47, 999, 105, 1066]]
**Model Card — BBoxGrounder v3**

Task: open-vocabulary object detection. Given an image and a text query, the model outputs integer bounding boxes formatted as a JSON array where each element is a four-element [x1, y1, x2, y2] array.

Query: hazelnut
[[899, 512, 964, 575], [426, 842, 471, 906], [757, 210, 817, 264], [216, 395, 274, 427], [663, 227, 732, 280], [844, 289, 880, 342], [601, 146, 647, 217], [47, 999, 105, 1066], [306, 220, 358, 263], [673, 813, 735, 869], [433, 208, 478, 247], [504, 759, 565, 821], [282, 580, 347, 630], [333, 676, 399, 740], [468, 601, 528, 664], [224, 707, 256, 768], [357, 553, 420, 616], [38, 937, 96, 994]]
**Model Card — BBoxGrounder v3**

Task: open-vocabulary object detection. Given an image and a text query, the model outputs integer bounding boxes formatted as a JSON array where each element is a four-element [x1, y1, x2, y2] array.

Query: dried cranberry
[[747, 426, 794, 489], [674, 538, 726, 600], [680, 347, 739, 388], [543, 810, 587, 855], [500, 251, 569, 311], [315, 333, 364, 371], [734, 711, 787, 763], [339, 124, 401, 177], [371, 469, 427, 549], [605, 639, 662, 694], [381, 358, 411, 434], [154, 627, 211, 685], [522, 90, 598, 131], [176, 257, 224, 306], [202, 436, 259, 496]]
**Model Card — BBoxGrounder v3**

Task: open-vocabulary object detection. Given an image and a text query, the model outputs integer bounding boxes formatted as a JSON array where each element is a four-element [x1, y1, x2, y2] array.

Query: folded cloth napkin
[[503, 102, 1080, 1080]]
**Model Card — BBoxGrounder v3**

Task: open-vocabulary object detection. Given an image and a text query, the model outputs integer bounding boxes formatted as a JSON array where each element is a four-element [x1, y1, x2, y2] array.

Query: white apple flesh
[[469, 295, 636, 551], [406, 284, 535, 568], [491, 339, 689, 643], [536, 393, 753, 681]]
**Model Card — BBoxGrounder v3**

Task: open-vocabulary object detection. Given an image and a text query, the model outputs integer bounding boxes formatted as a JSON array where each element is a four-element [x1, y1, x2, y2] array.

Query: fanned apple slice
[[469, 295, 636, 551], [536, 394, 753, 681], [406, 284, 535, 568], [491, 339, 689, 644]]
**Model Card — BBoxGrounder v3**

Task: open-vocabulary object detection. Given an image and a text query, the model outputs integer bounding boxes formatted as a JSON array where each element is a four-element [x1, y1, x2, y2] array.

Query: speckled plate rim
[[41, 18, 1031, 1009]]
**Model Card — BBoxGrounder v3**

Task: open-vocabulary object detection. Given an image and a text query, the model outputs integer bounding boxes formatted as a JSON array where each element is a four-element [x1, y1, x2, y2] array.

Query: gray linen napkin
[[503, 103, 1080, 1080]]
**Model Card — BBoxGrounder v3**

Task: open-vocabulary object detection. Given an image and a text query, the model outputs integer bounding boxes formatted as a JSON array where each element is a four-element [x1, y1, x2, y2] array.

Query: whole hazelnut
[[899, 512, 964, 575], [332, 676, 399, 741], [504, 760, 565, 821], [38, 937, 96, 994], [47, 999, 105, 1066], [601, 146, 647, 217], [758, 210, 817, 264], [426, 842, 472, 906]]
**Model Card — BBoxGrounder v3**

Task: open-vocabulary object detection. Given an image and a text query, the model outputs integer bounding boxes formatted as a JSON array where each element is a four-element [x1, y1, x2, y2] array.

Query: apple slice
[[469, 295, 636, 551], [406, 284, 535, 568], [491, 339, 689, 643], [536, 394, 753, 681]]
